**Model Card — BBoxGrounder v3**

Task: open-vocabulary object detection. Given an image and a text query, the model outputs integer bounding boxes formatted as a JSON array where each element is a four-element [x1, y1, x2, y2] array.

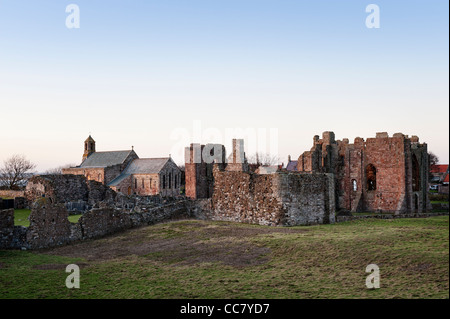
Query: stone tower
[[82, 135, 96, 162]]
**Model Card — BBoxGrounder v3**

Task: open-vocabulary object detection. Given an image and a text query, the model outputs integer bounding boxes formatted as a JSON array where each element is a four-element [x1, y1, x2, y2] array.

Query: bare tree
[[428, 152, 440, 183], [248, 152, 280, 166], [44, 163, 77, 175], [0, 154, 36, 190], [429, 152, 439, 167]]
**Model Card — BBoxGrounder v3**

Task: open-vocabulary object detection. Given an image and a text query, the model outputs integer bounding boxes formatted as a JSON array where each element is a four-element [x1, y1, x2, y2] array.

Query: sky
[[0, 0, 448, 171]]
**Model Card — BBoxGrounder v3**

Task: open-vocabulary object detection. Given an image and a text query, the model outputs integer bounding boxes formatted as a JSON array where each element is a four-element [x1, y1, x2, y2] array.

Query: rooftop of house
[[430, 164, 449, 174]]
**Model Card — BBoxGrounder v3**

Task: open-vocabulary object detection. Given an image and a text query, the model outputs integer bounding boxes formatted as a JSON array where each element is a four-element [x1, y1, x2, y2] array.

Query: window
[[352, 179, 357, 191], [366, 164, 377, 191], [142, 179, 144, 188], [412, 154, 421, 191], [163, 175, 166, 189], [169, 173, 172, 189], [175, 175, 178, 189], [135, 178, 137, 189]]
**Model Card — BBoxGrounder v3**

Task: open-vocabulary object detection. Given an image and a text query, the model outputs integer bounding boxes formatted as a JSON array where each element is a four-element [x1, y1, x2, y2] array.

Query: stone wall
[[0, 209, 27, 249], [0, 199, 190, 250], [195, 168, 335, 226], [296, 132, 430, 214], [24, 174, 116, 211], [0, 209, 15, 248], [0, 190, 25, 199], [26, 201, 73, 250], [25, 175, 89, 204]]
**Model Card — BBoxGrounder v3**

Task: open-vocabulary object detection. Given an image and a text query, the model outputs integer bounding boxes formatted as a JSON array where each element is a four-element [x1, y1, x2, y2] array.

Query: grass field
[[13, 209, 81, 227], [0, 216, 448, 299]]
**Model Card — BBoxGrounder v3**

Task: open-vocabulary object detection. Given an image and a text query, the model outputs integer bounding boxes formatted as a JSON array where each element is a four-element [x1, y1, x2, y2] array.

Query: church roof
[[107, 158, 173, 187], [122, 158, 171, 174], [80, 150, 134, 168]]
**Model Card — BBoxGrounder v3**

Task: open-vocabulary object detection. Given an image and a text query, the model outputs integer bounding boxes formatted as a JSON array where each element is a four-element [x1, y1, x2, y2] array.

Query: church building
[[62, 136, 182, 197]]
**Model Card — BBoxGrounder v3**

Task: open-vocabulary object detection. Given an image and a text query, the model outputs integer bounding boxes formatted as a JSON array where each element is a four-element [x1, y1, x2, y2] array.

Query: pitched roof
[[107, 158, 172, 187], [80, 150, 134, 168], [430, 164, 449, 174], [444, 174, 449, 183], [286, 161, 298, 171], [123, 158, 170, 174]]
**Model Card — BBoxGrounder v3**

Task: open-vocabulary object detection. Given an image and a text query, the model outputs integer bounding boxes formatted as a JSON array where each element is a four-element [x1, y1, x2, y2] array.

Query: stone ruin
[[185, 139, 336, 226], [0, 131, 437, 250]]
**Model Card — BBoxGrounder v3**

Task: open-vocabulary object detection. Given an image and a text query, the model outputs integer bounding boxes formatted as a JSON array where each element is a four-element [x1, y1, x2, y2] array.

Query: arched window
[[366, 164, 377, 191], [412, 154, 421, 191], [352, 179, 357, 191]]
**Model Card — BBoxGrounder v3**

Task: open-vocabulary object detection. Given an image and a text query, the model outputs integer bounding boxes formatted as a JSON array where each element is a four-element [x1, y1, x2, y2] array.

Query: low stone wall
[[336, 212, 449, 223], [0, 190, 25, 199], [0, 199, 191, 250], [0, 209, 27, 249]]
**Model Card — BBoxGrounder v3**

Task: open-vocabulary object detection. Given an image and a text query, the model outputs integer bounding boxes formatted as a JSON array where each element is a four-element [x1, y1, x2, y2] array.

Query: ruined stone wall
[[362, 134, 407, 212], [26, 202, 73, 249], [1, 199, 191, 250], [0, 209, 15, 248], [87, 180, 117, 205], [296, 132, 430, 214], [205, 169, 335, 226], [185, 144, 211, 199], [25, 175, 89, 204], [24, 174, 115, 210], [0, 209, 27, 249], [278, 173, 335, 226], [211, 171, 284, 226]]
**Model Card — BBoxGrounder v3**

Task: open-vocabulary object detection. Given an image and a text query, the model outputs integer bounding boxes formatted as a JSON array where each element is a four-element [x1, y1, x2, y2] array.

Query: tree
[[0, 155, 36, 190], [248, 152, 279, 166], [428, 151, 440, 183], [44, 164, 77, 175], [429, 152, 439, 167]]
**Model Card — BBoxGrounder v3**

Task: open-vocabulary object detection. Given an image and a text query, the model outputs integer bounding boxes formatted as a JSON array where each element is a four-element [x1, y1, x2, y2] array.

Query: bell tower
[[82, 135, 96, 162]]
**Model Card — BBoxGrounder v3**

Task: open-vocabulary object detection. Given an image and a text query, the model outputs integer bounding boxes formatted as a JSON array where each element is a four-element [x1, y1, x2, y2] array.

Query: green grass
[[13, 209, 81, 227], [0, 217, 448, 299], [14, 209, 32, 227]]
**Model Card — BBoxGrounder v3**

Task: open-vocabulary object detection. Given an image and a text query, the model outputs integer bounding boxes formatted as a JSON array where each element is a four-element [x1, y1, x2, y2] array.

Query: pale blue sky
[[0, 0, 448, 170]]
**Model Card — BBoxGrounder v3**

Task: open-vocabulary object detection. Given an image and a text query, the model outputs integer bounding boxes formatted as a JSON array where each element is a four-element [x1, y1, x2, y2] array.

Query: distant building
[[285, 155, 298, 172], [430, 164, 449, 184], [62, 136, 182, 197]]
